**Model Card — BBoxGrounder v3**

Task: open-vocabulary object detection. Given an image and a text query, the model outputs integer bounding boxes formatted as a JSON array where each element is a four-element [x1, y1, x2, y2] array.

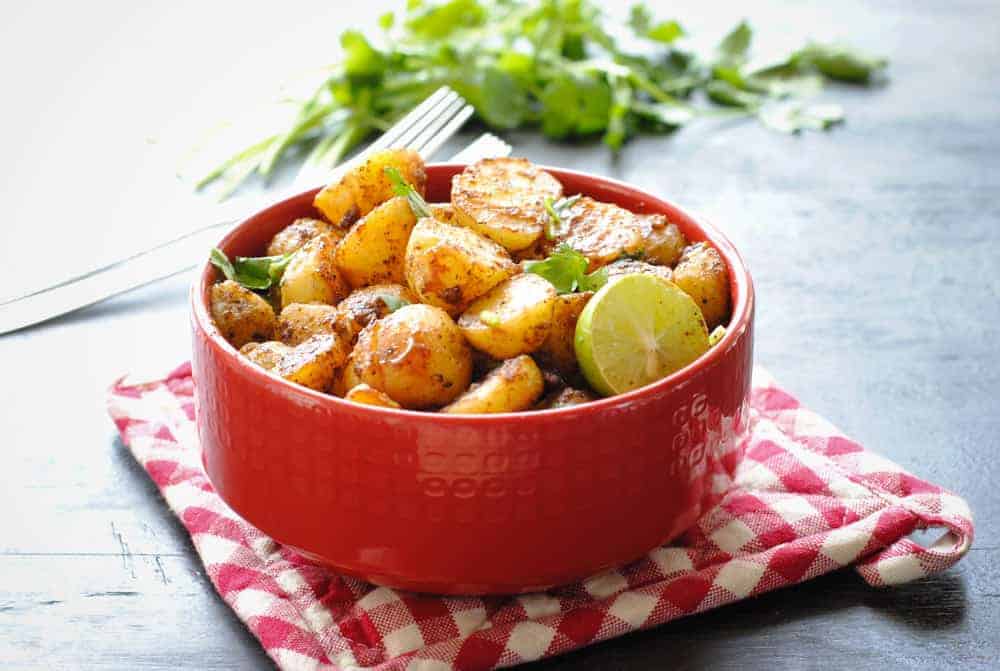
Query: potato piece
[[605, 258, 673, 284], [637, 214, 687, 267], [458, 274, 556, 359], [535, 291, 592, 378], [337, 284, 416, 339], [345, 304, 472, 409], [344, 384, 402, 409], [313, 148, 426, 226], [276, 303, 340, 346], [267, 218, 342, 257], [441, 355, 544, 414], [543, 196, 644, 270], [273, 334, 348, 392], [210, 280, 277, 348], [240, 341, 291, 370], [672, 242, 731, 329], [404, 217, 517, 315], [335, 197, 416, 287], [430, 203, 457, 224], [279, 233, 350, 308], [452, 157, 563, 251], [535, 386, 598, 410]]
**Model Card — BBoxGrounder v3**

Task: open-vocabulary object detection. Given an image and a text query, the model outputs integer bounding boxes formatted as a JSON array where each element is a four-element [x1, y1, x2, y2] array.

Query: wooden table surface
[[1, 1, 997, 668]]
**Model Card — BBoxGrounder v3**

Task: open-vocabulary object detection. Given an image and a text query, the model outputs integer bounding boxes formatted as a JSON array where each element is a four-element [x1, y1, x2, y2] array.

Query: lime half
[[575, 273, 710, 396]]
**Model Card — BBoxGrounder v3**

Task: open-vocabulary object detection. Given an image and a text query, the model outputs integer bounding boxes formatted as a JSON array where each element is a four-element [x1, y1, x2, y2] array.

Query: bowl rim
[[191, 162, 755, 422]]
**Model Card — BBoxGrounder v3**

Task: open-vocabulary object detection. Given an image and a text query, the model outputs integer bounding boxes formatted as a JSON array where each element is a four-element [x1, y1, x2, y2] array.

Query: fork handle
[[0, 135, 510, 335]]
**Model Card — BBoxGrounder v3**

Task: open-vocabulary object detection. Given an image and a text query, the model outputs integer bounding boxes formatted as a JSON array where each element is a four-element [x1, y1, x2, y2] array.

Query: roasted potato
[[344, 384, 402, 409], [279, 233, 350, 308], [452, 158, 563, 252], [672, 242, 731, 329], [441, 355, 544, 414], [535, 291, 592, 377], [337, 283, 416, 339], [276, 303, 340, 346], [605, 258, 673, 284], [267, 218, 343, 257], [404, 217, 517, 315], [430, 203, 458, 224], [313, 148, 426, 226], [240, 341, 291, 370], [344, 304, 472, 409], [210, 280, 276, 348], [273, 334, 348, 391], [535, 386, 598, 410], [637, 214, 687, 267], [458, 273, 556, 359], [335, 197, 416, 287], [543, 196, 645, 270]]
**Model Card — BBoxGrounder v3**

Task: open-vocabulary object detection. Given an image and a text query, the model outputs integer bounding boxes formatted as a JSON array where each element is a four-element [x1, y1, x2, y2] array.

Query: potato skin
[[276, 303, 340, 346], [637, 214, 687, 267], [441, 355, 544, 414], [534, 291, 592, 378], [273, 334, 348, 392], [543, 196, 644, 270], [345, 304, 472, 409], [672, 242, 731, 329], [405, 217, 517, 315], [313, 148, 426, 226], [344, 384, 402, 409], [451, 157, 563, 251], [267, 218, 342, 257], [605, 258, 673, 284], [210, 280, 277, 348], [459, 273, 556, 359], [279, 233, 350, 308], [240, 341, 291, 370], [337, 284, 416, 339], [335, 197, 416, 287], [535, 386, 598, 410]]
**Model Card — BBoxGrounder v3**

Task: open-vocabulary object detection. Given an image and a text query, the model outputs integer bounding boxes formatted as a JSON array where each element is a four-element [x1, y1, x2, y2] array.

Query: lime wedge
[[574, 273, 710, 396]]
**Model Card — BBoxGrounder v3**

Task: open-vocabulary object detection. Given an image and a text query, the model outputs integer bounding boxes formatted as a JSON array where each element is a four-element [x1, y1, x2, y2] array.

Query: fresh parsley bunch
[[201, 0, 887, 195]]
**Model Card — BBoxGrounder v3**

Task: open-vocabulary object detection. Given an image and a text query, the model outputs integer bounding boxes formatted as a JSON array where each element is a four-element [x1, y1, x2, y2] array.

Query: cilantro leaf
[[717, 20, 752, 65], [385, 166, 432, 218], [629, 4, 684, 44], [525, 244, 607, 294], [543, 194, 581, 240], [794, 43, 887, 83], [210, 248, 294, 291]]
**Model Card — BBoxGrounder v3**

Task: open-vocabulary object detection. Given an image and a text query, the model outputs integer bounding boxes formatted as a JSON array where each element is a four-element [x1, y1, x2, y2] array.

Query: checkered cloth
[[107, 363, 973, 671]]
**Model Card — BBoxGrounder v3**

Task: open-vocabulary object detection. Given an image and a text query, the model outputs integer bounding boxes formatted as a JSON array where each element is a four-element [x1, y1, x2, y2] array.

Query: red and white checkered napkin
[[107, 363, 973, 671]]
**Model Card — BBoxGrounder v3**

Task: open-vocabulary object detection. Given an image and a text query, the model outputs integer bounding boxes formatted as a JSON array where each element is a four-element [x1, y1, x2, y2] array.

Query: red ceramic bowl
[[191, 164, 754, 595]]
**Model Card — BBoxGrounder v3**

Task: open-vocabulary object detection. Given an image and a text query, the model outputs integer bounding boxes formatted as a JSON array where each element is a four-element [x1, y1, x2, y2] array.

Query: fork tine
[[406, 96, 465, 154], [388, 90, 461, 151], [363, 86, 453, 156], [414, 104, 475, 160]]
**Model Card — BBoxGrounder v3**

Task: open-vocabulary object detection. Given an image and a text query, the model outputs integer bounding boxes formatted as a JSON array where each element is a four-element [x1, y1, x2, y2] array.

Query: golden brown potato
[[276, 303, 340, 346], [337, 284, 416, 339], [266, 218, 343, 257], [273, 334, 349, 392], [279, 233, 350, 308], [672, 242, 731, 329], [404, 217, 517, 315], [345, 304, 472, 409], [441, 355, 544, 414], [637, 214, 687, 267], [534, 291, 592, 378], [452, 158, 563, 251], [458, 273, 556, 359], [344, 384, 402, 409], [335, 197, 416, 287], [535, 386, 598, 410], [430, 203, 457, 224], [543, 197, 644, 270], [210, 280, 277, 348], [605, 258, 673, 284], [313, 148, 426, 226], [240, 341, 291, 370]]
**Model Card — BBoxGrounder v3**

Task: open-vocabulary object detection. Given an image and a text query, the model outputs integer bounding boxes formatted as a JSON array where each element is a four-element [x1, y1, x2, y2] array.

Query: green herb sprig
[[525, 243, 608, 294], [210, 248, 294, 290], [201, 0, 888, 196], [385, 166, 433, 218], [544, 194, 581, 240]]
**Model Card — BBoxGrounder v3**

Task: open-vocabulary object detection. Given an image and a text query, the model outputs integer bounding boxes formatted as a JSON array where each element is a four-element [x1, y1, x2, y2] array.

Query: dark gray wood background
[[0, 1, 997, 668]]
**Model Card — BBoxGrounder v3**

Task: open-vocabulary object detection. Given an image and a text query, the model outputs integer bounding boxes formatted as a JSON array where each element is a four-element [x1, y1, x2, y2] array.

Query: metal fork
[[0, 87, 509, 335]]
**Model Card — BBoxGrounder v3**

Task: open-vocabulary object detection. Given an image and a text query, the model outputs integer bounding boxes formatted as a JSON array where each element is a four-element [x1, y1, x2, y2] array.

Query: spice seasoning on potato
[[210, 280, 276, 348]]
